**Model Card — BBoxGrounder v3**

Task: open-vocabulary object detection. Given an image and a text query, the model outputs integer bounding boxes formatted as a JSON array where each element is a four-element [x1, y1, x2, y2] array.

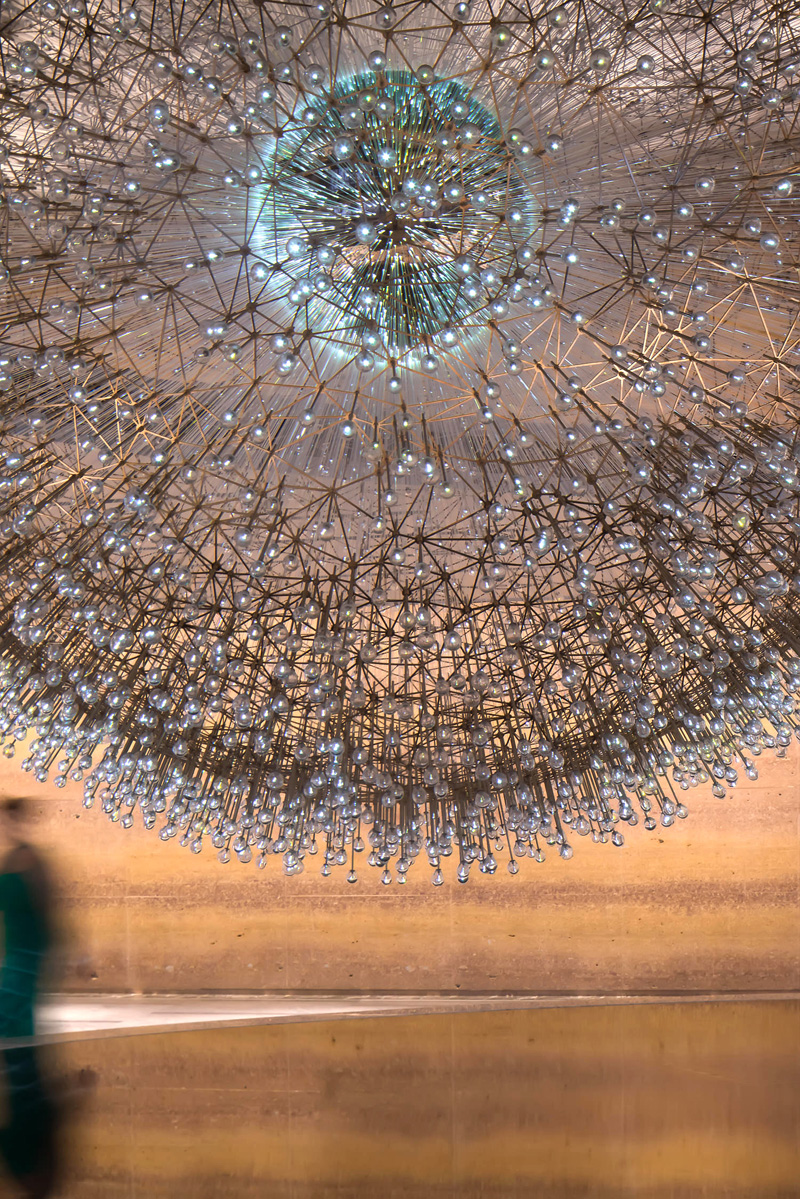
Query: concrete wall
[[1, 745, 798, 994], [56, 1001, 800, 1198]]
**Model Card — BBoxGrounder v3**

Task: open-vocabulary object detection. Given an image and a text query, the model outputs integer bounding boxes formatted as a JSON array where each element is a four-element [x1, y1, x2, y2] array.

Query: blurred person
[[0, 798, 59, 1198]]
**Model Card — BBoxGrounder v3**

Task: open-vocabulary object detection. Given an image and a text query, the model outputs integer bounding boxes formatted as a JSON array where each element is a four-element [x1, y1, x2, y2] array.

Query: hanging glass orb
[[0, 0, 798, 884], [252, 68, 538, 362]]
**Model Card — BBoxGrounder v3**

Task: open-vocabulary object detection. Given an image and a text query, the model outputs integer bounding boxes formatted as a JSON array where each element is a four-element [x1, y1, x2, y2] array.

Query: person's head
[[0, 797, 31, 839]]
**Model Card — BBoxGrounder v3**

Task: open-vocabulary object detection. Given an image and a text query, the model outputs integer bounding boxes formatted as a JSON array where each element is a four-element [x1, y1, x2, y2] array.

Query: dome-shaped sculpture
[[0, 0, 799, 881]]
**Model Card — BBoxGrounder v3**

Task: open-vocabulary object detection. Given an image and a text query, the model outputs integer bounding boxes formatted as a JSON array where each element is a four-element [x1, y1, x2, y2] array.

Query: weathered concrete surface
[[1, 745, 798, 994], [51, 1001, 800, 1199]]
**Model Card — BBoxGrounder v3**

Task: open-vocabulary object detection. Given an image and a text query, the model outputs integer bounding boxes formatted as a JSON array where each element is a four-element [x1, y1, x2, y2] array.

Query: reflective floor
[[3, 1000, 799, 1198]]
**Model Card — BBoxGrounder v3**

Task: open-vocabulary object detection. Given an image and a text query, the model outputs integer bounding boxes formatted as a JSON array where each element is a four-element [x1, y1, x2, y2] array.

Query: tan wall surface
[[44, 1001, 800, 1199], [1, 744, 798, 995]]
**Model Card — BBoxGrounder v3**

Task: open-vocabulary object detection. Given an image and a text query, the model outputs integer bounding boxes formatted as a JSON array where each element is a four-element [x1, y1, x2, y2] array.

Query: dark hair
[[0, 798, 28, 818]]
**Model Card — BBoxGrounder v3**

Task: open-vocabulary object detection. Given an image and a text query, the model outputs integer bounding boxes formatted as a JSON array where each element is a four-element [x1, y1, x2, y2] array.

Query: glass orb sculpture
[[0, 0, 798, 881]]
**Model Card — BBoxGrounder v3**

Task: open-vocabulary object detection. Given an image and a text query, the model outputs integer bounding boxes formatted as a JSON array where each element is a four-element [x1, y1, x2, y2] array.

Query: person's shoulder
[[3, 843, 39, 873]]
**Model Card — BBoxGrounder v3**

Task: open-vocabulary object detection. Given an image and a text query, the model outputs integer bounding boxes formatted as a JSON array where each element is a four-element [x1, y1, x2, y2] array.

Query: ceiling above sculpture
[[0, 0, 798, 881]]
